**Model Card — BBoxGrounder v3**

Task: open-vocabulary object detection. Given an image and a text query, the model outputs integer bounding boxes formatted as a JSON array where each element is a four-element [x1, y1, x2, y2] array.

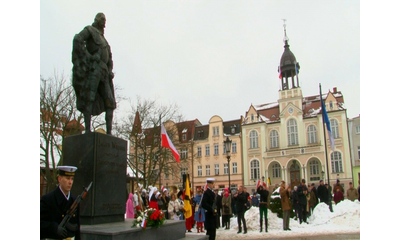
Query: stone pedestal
[[80, 220, 190, 240], [63, 132, 127, 225]]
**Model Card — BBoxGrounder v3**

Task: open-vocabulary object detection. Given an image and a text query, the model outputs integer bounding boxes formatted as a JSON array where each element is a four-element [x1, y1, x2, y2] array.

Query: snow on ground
[[187, 199, 360, 239]]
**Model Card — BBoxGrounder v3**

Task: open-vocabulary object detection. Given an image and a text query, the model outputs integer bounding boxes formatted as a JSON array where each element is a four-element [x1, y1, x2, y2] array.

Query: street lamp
[[224, 136, 232, 192]]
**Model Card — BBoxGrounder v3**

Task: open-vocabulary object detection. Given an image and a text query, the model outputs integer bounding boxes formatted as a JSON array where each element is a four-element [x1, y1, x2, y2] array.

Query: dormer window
[[329, 101, 333, 109]]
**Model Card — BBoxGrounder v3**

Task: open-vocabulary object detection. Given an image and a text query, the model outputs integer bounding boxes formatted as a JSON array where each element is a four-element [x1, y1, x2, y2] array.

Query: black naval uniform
[[201, 187, 217, 240], [40, 186, 80, 239]]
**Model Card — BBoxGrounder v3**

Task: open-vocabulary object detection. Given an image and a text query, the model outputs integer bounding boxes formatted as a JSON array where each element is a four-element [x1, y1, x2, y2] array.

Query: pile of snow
[[187, 199, 360, 239]]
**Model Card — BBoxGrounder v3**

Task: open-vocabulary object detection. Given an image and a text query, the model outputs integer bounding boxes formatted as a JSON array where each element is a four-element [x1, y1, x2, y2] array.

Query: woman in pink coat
[[126, 193, 135, 218]]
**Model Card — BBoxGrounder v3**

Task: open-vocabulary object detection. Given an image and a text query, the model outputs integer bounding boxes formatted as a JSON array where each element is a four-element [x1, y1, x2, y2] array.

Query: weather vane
[[282, 19, 289, 43]]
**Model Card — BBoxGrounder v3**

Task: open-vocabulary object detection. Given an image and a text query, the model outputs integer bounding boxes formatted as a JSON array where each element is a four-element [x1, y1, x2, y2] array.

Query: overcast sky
[[40, 0, 360, 124]]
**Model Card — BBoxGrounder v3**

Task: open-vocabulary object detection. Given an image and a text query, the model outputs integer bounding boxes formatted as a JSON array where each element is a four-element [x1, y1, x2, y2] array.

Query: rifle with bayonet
[[59, 182, 92, 229]]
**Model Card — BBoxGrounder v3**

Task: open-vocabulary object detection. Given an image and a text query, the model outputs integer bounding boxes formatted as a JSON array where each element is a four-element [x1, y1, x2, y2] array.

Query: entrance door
[[290, 171, 300, 188], [290, 161, 301, 188]]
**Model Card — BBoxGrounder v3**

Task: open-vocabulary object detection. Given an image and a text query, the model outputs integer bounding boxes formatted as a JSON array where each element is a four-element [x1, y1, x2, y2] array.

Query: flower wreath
[[132, 208, 166, 229]]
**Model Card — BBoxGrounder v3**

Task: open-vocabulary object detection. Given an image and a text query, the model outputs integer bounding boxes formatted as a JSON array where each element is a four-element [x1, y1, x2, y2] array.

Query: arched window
[[287, 119, 298, 146], [272, 163, 281, 178], [307, 125, 317, 144], [270, 130, 279, 148], [331, 119, 339, 139], [250, 160, 260, 180], [331, 151, 343, 173], [250, 130, 258, 148], [309, 159, 320, 175]]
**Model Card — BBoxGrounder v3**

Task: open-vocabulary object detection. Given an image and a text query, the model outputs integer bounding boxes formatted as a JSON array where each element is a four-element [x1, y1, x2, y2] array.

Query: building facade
[[241, 29, 353, 193], [193, 116, 243, 191], [348, 115, 360, 189]]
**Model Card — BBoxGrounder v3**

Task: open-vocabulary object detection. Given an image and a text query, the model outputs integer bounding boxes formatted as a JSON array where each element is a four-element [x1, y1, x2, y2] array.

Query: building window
[[214, 143, 219, 155], [197, 165, 202, 176], [206, 165, 210, 176], [205, 144, 210, 156], [309, 159, 320, 175], [232, 141, 237, 153], [287, 119, 298, 146], [182, 133, 186, 141], [232, 162, 238, 174], [307, 125, 318, 144], [250, 130, 258, 148], [272, 163, 281, 178], [356, 125, 360, 134], [214, 164, 219, 175], [250, 160, 260, 180], [357, 146, 360, 159], [331, 119, 339, 139], [231, 127, 236, 134], [270, 130, 279, 148], [224, 163, 228, 175], [213, 126, 219, 136], [181, 148, 188, 159], [331, 151, 343, 173], [197, 146, 202, 157], [329, 101, 334, 109], [251, 114, 254, 121], [198, 130, 204, 138]]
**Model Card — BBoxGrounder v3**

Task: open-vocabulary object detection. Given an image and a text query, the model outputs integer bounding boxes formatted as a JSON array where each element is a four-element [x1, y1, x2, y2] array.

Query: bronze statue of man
[[72, 13, 116, 135]]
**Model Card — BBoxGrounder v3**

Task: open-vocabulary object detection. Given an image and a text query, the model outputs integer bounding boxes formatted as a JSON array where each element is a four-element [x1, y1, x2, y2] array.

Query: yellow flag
[[268, 177, 271, 186], [183, 175, 192, 218]]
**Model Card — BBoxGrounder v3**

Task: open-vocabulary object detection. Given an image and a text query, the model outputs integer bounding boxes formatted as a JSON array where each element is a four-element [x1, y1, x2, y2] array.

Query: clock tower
[[277, 20, 303, 117]]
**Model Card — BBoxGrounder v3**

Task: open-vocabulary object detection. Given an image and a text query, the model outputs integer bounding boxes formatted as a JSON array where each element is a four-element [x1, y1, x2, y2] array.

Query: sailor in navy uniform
[[40, 166, 80, 240], [201, 178, 217, 240]]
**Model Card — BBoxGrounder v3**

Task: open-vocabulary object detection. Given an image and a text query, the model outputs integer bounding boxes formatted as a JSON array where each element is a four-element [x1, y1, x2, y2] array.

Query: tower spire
[[282, 19, 289, 44]]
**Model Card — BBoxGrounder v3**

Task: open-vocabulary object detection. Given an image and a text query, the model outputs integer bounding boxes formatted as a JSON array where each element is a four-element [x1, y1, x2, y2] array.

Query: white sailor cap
[[206, 178, 215, 183], [57, 166, 77, 176]]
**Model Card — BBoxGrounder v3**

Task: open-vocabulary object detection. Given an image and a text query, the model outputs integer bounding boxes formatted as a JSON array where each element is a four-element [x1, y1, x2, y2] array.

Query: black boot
[[260, 219, 263, 232], [227, 222, 230, 229], [265, 218, 268, 232]]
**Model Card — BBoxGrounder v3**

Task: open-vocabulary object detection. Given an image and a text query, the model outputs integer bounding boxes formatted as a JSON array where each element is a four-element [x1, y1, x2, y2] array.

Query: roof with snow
[[244, 89, 345, 125]]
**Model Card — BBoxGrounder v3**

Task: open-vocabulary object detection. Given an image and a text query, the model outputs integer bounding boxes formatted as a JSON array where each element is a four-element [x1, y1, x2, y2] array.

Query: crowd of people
[[126, 178, 360, 240]]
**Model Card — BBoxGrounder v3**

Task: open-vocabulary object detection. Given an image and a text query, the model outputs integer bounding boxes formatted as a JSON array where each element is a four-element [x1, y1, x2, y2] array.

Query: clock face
[[289, 107, 293, 114]]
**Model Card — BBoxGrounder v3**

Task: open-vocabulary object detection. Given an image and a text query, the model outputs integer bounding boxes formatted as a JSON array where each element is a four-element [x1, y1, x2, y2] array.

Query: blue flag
[[321, 95, 335, 150]]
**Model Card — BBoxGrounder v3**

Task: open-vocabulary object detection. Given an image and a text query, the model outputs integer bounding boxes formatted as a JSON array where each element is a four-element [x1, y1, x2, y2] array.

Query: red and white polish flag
[[161, 124, 180, 163]]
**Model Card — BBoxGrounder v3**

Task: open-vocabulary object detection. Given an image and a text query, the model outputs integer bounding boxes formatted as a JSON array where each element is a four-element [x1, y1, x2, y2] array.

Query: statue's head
[[93, 13, 106, 30]]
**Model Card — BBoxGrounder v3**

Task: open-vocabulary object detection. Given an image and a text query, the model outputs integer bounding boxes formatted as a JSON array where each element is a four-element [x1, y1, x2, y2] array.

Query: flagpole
[[159, 115, 162, 188], [319, 83, 331, 187]]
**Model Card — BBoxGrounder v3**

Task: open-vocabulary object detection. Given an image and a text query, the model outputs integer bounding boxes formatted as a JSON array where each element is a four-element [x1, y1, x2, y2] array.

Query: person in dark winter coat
[[257, 183, 269, 232], [326, 184, 333, 212], [40, 166, 81, 240], [317, 180, 328, 204], [202, 179, 217, 240], [234, 186, 248, 234], [297, 179, 308, 224]]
